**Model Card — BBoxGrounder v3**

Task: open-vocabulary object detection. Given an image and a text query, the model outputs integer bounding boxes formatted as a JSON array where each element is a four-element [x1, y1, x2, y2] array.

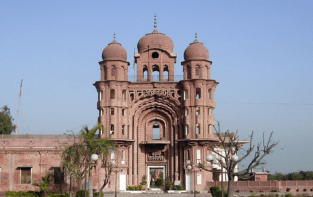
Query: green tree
[[61, 124, 115, 197], [33, 174, 51, 197], [0, 105, 14, 134]]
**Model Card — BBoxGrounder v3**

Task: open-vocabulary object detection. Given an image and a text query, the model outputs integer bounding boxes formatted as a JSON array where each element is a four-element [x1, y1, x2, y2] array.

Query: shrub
[[5, 191, 18, 197], [156, 178, 164, 187], [127, 186, 135, 190], [49, 194, 69, 197], [285, 194, 295, 197], [5, 191, 42, 197], [210, 186, 227, 197], [93, 193, 103, 197], [76, 190, 88, 197]]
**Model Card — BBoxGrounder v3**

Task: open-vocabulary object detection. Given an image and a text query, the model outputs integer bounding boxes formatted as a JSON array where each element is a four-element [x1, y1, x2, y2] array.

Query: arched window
[[153, 123, 160, 140], [110, 124, 114, 135], [196, 124, 200, 135], [208, 108, 211, 115], [99, 90, 103, 101], [163, 65, 169, 79], [208, 124, 212, 134], [196, 88, 201, 99], [100, 109, 103, 116], [195, 65, 200, 76], [187, 65, 191, 79], [143, 65, 148, 79], [185, 124, 189, 135], [122, 125, 125, 135], [208, 89, 212, 99], [122, 109, 125, 116], [111, 67, 116, 76], [110, 108, 114, 115], [152, 65, 160, 81], [187, 150, 190, 160], [110, 89, 115, 99], [196, 107, 200, 115], [184, 89, 188, 100], [185, 108, 189, 116], [122, 89, 126, 100]]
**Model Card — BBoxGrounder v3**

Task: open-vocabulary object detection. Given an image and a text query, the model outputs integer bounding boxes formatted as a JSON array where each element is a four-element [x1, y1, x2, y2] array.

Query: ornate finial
[[154, 13, 157, 30], [113, 32, 116, 40], [195, 31, 197, 40]]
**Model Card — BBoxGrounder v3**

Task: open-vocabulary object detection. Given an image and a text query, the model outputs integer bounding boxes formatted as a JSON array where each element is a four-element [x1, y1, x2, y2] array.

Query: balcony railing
[[128, 75, 184, 82]]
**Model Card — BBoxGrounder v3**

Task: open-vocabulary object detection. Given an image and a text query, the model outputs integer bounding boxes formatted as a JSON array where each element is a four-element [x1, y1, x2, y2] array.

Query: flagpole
[[15, 79, 23, 134]]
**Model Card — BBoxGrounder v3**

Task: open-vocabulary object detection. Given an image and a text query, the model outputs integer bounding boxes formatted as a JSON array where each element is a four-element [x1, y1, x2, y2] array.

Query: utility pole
[[15, 79, 23, 134]]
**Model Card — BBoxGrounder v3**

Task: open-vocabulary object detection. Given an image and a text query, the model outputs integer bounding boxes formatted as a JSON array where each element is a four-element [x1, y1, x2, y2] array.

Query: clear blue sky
[[1, 0, 312, 174]]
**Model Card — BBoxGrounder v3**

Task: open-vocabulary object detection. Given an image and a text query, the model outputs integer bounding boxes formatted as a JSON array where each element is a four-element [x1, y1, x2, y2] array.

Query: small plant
[[141, 175, 147, 185], [33, 174, 51, 197], [156, 178, 164, 187], [287, 188, 291, 192]]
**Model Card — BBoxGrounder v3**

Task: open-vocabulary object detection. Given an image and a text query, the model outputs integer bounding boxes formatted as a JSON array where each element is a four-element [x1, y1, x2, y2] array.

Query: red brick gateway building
[[0, 25, 231, 193], [93, 24, 220, 192]]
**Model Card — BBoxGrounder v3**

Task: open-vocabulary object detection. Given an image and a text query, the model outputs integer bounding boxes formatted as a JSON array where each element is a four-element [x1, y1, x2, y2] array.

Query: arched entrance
[[131, 96, 181, 189]]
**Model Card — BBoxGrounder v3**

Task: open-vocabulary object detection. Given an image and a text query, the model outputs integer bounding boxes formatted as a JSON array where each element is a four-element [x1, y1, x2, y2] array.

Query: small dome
[[102, 40, 127, 61], [184, 39, 209, 61], [137, 29, 174, 54]]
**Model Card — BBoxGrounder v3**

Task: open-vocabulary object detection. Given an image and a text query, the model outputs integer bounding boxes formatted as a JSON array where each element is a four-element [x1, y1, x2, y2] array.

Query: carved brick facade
[[93, 27, 220, 191]]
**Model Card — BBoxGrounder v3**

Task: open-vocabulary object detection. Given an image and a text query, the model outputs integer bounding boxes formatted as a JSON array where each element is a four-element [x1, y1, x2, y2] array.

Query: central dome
[[137, 29, 174, 54]]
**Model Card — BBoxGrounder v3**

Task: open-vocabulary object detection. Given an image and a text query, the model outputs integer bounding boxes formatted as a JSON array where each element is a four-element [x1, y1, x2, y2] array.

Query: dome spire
[[194, 31, 199, 43], [154, 13, 157, 30], [114, 32, 116, 40]]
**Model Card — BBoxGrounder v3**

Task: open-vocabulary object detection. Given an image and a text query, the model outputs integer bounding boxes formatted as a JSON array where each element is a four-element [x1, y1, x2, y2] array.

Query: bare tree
[[198, 122, 279, 197]]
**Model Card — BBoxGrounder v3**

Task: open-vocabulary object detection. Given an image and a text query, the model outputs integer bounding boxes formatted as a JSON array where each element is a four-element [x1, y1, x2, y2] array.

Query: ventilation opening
[[152, 52, 159, 59]]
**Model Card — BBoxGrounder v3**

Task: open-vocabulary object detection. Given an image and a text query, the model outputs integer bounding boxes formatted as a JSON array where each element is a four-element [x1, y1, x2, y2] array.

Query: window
[[163, 65, 169, 79], [197, 174, 202, 185], [111, 67, 116, 76], [122, 125, 125, 135], [110, 108, 114, 115], [121, 150, 125, 164], [196, 107, 200, 115], [185, 124, 189, 135], [99, 90, 103, 101], [143, 66, 148, 79], [153, 123, 160, 140], [99, 127, 103, 135], [197, 149, 201, 163], [208, 124, 212, 134], [152, 65, 160, 81], [122, 109, 125, 116], [195, 66, 200, 76], [122, 90, 126, 100], [110, 125, 114, 135], [110, 89, 115, 99], [208, 89, 212, 99], [187, 66, 191, 79], [21, 167, 31, 184], [53, 167, 64, 184], [111, 151, 115, 164], [184, 89, 188, 100], [187, 150, 190, 160], [208, 108, 211, 115], [100, 109, 103, 116], [196, 124, 200, 135], [185, 108, 189, 116], [196, 88, 201, 99]]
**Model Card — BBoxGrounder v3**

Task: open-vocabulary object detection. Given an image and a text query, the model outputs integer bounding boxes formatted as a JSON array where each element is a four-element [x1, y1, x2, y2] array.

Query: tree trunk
[[227, 175, 234, 197], [98, 180, 108, 197], [89, 171, 93, 197]]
